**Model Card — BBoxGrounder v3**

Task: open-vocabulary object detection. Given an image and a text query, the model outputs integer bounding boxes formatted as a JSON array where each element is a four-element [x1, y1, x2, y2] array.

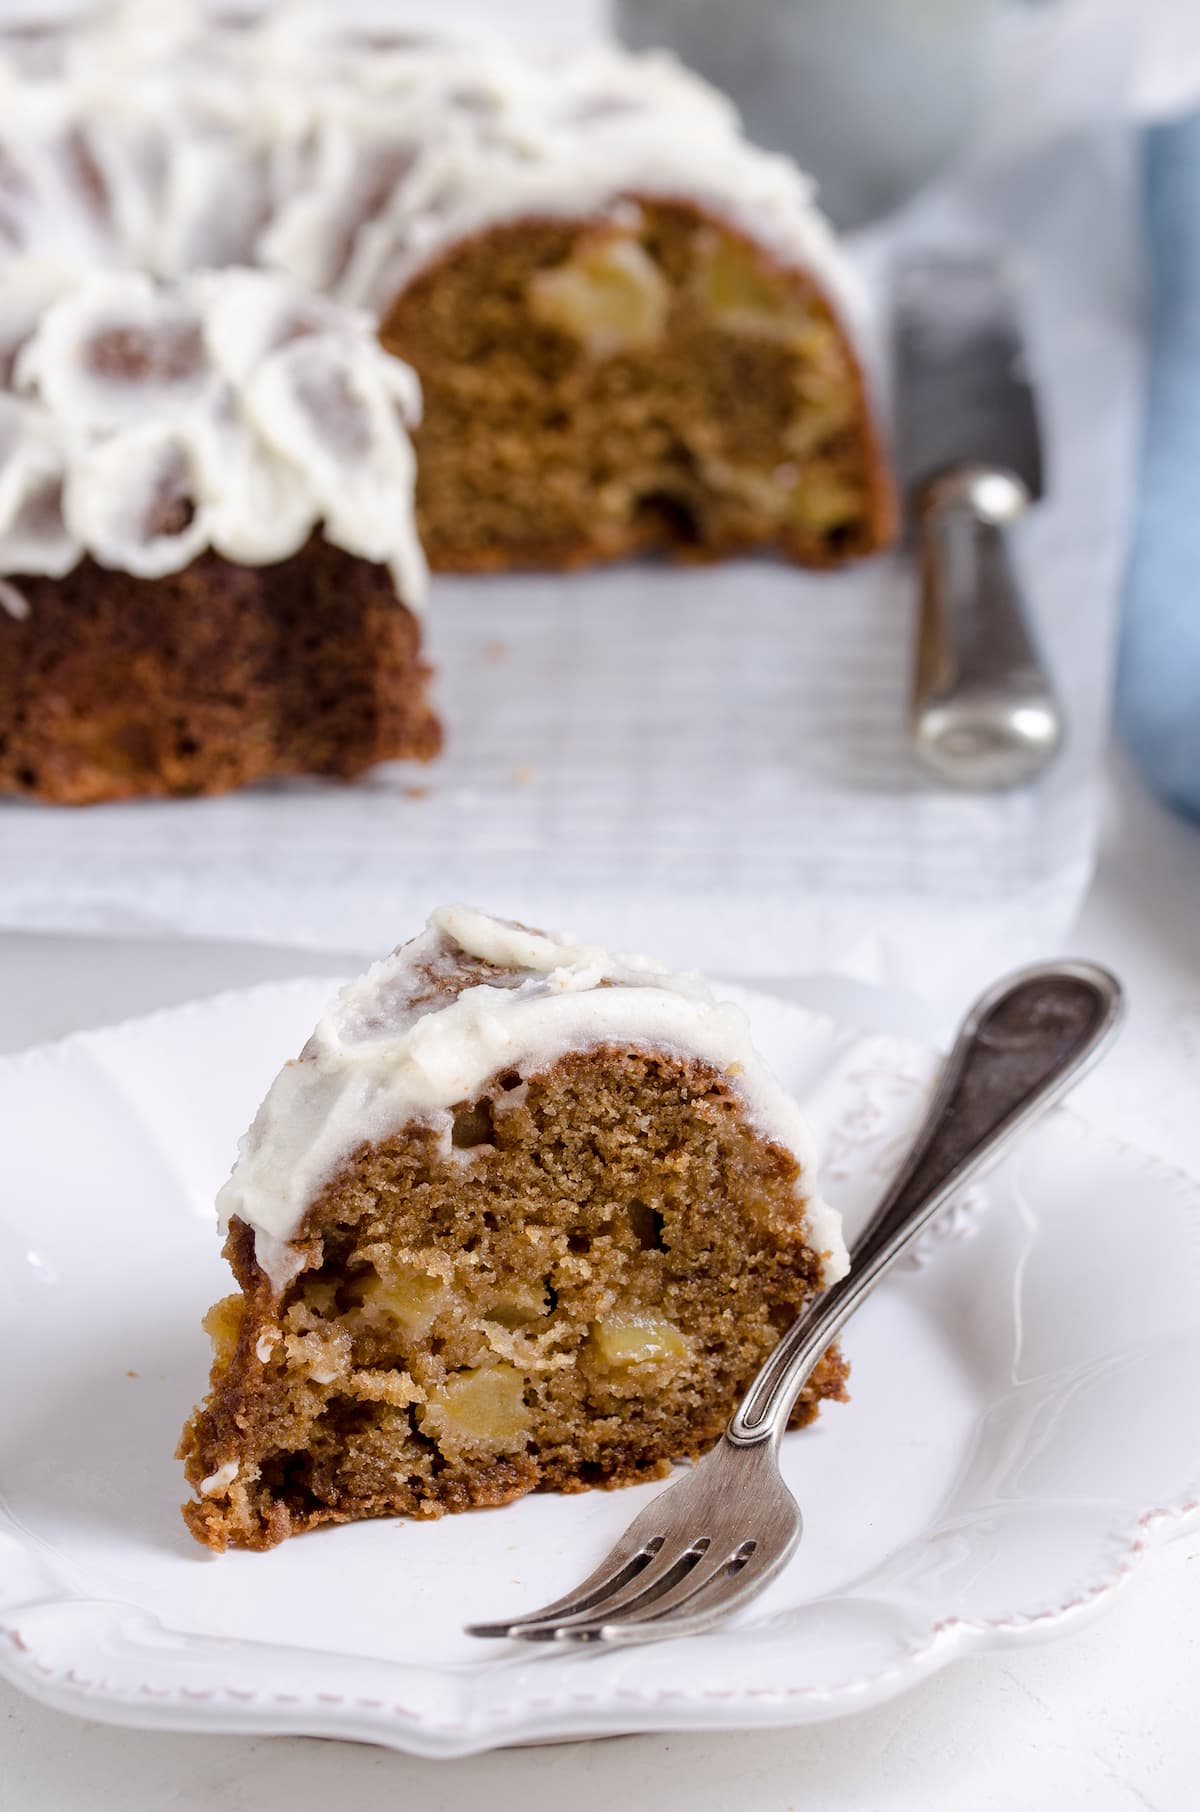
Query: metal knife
[[893, 253, 1063, 788]]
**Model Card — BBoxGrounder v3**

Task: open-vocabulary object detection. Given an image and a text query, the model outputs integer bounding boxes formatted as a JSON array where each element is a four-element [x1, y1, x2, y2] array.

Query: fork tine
[[463, 1525, 668, 1637], [551, 1541, 791, 1645], [512, 1536, 711, 1638], [466, 1472, 703, 1637], [579, 1539, 759, 1631]]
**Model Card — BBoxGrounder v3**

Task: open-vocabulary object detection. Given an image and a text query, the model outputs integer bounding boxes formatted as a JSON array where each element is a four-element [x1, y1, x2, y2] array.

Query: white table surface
[[1, 752, 1199, 1810]]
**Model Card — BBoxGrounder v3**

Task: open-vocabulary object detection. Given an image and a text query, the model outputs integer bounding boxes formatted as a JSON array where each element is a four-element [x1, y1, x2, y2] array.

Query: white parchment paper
[[0, 0, 1148, 997]]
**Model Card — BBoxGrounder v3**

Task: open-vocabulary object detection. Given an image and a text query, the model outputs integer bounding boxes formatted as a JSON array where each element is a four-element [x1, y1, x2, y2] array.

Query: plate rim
[[1, 974, 1199, 1757]]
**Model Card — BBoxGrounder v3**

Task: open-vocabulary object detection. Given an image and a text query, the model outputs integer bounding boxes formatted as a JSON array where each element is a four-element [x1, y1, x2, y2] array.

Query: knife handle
[[912, 466, 1063, 787]]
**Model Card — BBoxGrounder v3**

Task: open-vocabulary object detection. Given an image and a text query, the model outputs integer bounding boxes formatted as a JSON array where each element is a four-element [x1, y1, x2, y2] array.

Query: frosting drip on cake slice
[[221, 904, 848, 1293]]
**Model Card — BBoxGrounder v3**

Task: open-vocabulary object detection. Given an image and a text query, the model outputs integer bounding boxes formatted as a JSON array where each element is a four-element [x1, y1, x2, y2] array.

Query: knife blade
[[894, 253, 1045, 509], [892, 251, 1062, 789]]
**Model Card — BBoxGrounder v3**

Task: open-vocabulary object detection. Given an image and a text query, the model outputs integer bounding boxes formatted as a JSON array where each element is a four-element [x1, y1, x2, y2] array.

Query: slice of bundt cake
[[179, 907, 849, 1552], [0, 267, 438, 803]]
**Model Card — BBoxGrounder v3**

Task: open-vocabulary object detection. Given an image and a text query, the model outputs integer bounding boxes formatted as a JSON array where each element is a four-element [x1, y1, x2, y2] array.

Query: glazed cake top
[[218, 905, 849, 1295], [0, 266, 426, 604], [0, 2, 857, 313], [0, 2, 862, 585]]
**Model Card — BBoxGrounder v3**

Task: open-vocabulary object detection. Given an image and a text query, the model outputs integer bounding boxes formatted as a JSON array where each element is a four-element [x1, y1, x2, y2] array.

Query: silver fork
[[466, 960, 1124, 1646]]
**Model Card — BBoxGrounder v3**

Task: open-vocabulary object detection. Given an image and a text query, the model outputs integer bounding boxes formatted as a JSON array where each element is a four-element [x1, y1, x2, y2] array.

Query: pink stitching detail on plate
[[2, 1491, 1199, 1734]]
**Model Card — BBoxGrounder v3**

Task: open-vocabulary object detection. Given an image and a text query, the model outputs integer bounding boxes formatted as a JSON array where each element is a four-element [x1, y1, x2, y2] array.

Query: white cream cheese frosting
[[0, 1, 865, 588], [0, 266, 426, 601], [218, 905, 848, 1296]]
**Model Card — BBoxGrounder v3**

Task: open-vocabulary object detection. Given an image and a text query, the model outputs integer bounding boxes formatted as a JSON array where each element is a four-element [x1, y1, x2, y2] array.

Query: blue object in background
[[1118, 111, 1200, 824]]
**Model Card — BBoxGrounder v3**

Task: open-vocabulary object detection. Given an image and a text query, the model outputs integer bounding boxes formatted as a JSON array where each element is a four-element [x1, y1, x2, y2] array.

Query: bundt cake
[[0, 3, 893, 803], [179, 906, 849, 1551]]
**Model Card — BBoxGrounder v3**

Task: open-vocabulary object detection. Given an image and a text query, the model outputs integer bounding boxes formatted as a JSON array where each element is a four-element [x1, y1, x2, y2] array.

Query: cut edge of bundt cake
[[178, 906, 849, 1552], [381, 200, 896, 575]]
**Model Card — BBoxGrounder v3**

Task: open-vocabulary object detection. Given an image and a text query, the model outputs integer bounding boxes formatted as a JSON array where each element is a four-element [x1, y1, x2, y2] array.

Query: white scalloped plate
[[1, 976, 1198, 1758]]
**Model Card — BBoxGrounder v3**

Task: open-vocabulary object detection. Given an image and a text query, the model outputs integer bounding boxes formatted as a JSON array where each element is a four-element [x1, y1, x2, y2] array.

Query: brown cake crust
[[0, 536, 440, 804], [179, 1045, 848, 1552], [381, 197, 896, 574]]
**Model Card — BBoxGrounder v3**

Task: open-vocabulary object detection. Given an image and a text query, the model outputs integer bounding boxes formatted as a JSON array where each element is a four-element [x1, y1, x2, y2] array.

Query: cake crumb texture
[[180, 1046, 847, 1550], [383, 201, 895, 573]]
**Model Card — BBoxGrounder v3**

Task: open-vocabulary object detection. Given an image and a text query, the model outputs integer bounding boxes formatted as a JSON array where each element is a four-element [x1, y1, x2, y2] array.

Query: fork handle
[[727, 961, 1123, 1446]]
